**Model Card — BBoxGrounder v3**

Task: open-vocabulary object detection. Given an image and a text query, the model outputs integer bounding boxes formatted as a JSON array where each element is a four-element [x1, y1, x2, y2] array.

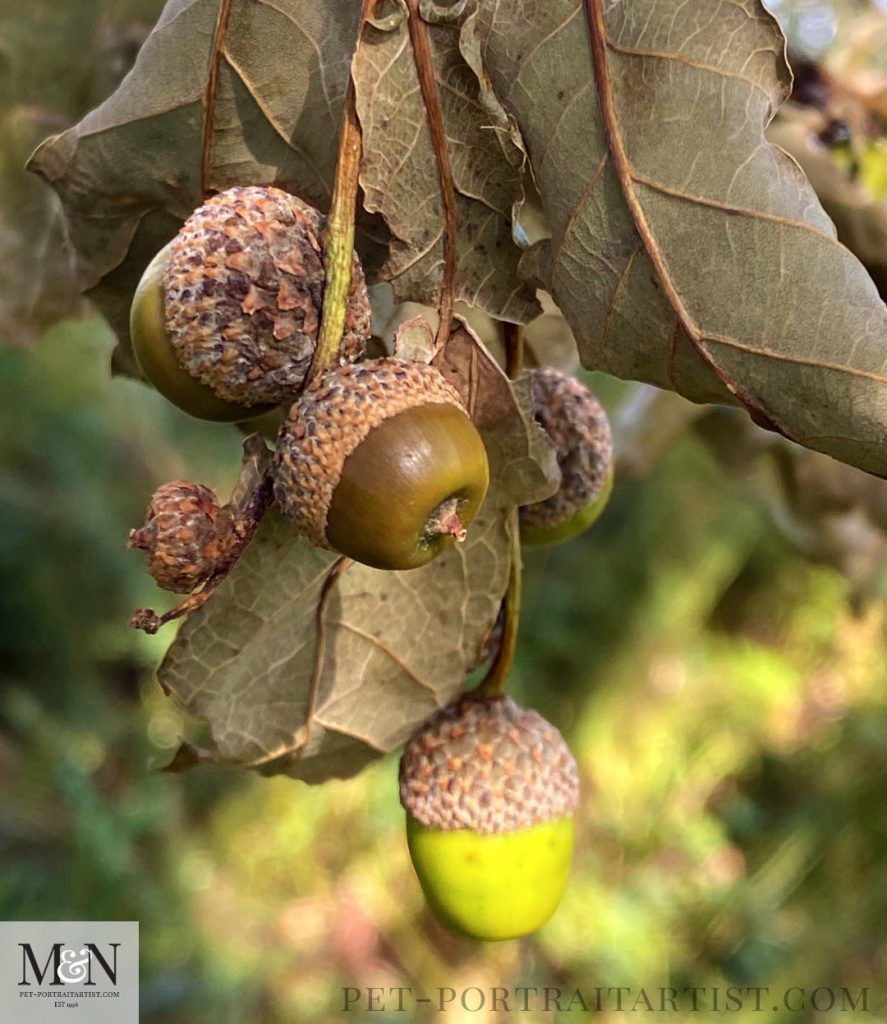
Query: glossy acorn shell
[[130, 243, 273, 423], [521, 461, 614, 547], [325, 402, 490, 571], [406, 815, 575, 941]]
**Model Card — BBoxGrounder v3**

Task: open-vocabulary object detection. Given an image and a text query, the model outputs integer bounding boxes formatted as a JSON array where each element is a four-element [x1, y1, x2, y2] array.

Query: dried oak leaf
[[476, 0, 887, 477], [352, 4, 539, 324]]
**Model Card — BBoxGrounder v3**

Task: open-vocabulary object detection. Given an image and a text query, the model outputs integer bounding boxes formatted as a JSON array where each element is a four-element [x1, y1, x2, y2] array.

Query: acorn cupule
[[520, 368, 613, 546], [131, 242, 270, 422], [128, 480, 235, 594]]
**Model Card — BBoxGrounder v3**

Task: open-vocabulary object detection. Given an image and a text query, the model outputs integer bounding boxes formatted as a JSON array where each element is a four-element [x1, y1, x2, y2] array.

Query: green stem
[[477, 516, 522, 698], [477, 323, 525, 697], [309, 9, 368, 381]]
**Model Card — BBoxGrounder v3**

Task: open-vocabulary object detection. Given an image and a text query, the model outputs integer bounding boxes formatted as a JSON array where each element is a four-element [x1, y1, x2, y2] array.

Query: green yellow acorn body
[[273, 358, 490, 571], [399, 694, 579, 940], [520, 368, 613, 546], [130, 185, 370, 421]]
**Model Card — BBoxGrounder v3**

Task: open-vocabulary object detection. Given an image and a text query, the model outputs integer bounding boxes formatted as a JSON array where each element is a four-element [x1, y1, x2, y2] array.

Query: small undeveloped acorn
[[520, 368, 613, 546], [274, 358, 490, 571], [130, 185, 371, 420], [399, 693, 579, 941], [128, 481, 235, 593]]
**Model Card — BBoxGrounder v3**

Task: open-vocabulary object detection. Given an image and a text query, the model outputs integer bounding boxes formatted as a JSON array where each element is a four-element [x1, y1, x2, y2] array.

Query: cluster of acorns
[[128, 185, 614, 940]]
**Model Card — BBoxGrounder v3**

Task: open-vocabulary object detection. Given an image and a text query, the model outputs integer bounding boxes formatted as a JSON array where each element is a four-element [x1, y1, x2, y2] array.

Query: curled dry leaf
[[158, 325, 558, 783], [228, 434, 274, 513], [694, 409, 887, 599], [29, 0, 887, 478], [353, 6, 539, 325], [476, 0, 887, 477]]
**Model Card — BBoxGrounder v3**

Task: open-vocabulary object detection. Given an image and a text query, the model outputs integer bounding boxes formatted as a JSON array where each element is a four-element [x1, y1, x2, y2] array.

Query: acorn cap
[[519, 368, 613, 533], [274, 357, 473, 550], [128, 481, 233, 594], [399, 694, 579, 835], [164, 185, 370, 406]]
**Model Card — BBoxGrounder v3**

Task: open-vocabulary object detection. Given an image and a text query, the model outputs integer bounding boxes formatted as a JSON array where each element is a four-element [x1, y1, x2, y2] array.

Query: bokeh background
[[2, 1, 887, 1021]]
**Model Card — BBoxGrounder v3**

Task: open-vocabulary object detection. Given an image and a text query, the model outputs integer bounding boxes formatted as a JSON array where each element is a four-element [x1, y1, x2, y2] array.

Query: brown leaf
[[157, 739, 217, 774], [476, 0, 887, 477], [27, 0, 539, 373], [352, 6, 539, 323], [228, 434, 273, 513]]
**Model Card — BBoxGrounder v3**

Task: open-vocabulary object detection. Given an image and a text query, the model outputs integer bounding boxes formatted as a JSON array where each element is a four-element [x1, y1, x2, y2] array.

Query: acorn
[[399, 693, 579, 941], [519, 368, 613, 546], [128, 481, 235, 593], [130, 185, 371, 421], [273, 358, 490, 571]]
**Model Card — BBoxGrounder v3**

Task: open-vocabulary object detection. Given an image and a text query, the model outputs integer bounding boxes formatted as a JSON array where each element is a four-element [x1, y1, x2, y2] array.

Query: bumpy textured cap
[[519, 368, 612, 532], [128, 481, 232, 594], [164, 185, 370, 406], [274, 358, 467, 547], [399, 694, 579, 835]]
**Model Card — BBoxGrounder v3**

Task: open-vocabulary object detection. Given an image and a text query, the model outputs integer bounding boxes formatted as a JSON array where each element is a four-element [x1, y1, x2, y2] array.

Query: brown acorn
[[128, 481, 235, 593], [520, 368, 613, 546], [130, 185, 371, 420], [399, 693, 579, 940], [273, 358, 490, 571]]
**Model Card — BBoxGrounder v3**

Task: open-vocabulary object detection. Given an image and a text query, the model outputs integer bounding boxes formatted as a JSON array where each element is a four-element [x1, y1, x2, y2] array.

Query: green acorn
[[130, 185, 370, 421], [399, 693, 579, 940], [273, 358, 490, 571], [520, 368, 613, 546]]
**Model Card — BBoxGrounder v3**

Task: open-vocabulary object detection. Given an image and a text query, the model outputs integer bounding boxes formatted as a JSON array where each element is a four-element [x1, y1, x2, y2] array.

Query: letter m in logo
[[18, 944, 63, 986]]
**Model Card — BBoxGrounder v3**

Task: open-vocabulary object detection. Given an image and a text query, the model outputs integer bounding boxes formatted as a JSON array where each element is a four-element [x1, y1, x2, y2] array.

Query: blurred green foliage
[[2, 1, 887, 1022], [1, 320, 886, 1023]]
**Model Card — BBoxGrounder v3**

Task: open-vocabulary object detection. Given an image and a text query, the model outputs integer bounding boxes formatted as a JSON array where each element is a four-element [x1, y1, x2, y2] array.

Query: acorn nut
[[273, 358, 490, 571], [520, 368, 613, 546], [130, 185, 371, 421], [399, 693, 579, 940], [128, 481, 236, 594]]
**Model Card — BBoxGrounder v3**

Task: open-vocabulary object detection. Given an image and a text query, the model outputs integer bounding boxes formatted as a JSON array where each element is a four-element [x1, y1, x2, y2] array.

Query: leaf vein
[[331, 620, 439, 695], [631, 171, 839, 245]]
